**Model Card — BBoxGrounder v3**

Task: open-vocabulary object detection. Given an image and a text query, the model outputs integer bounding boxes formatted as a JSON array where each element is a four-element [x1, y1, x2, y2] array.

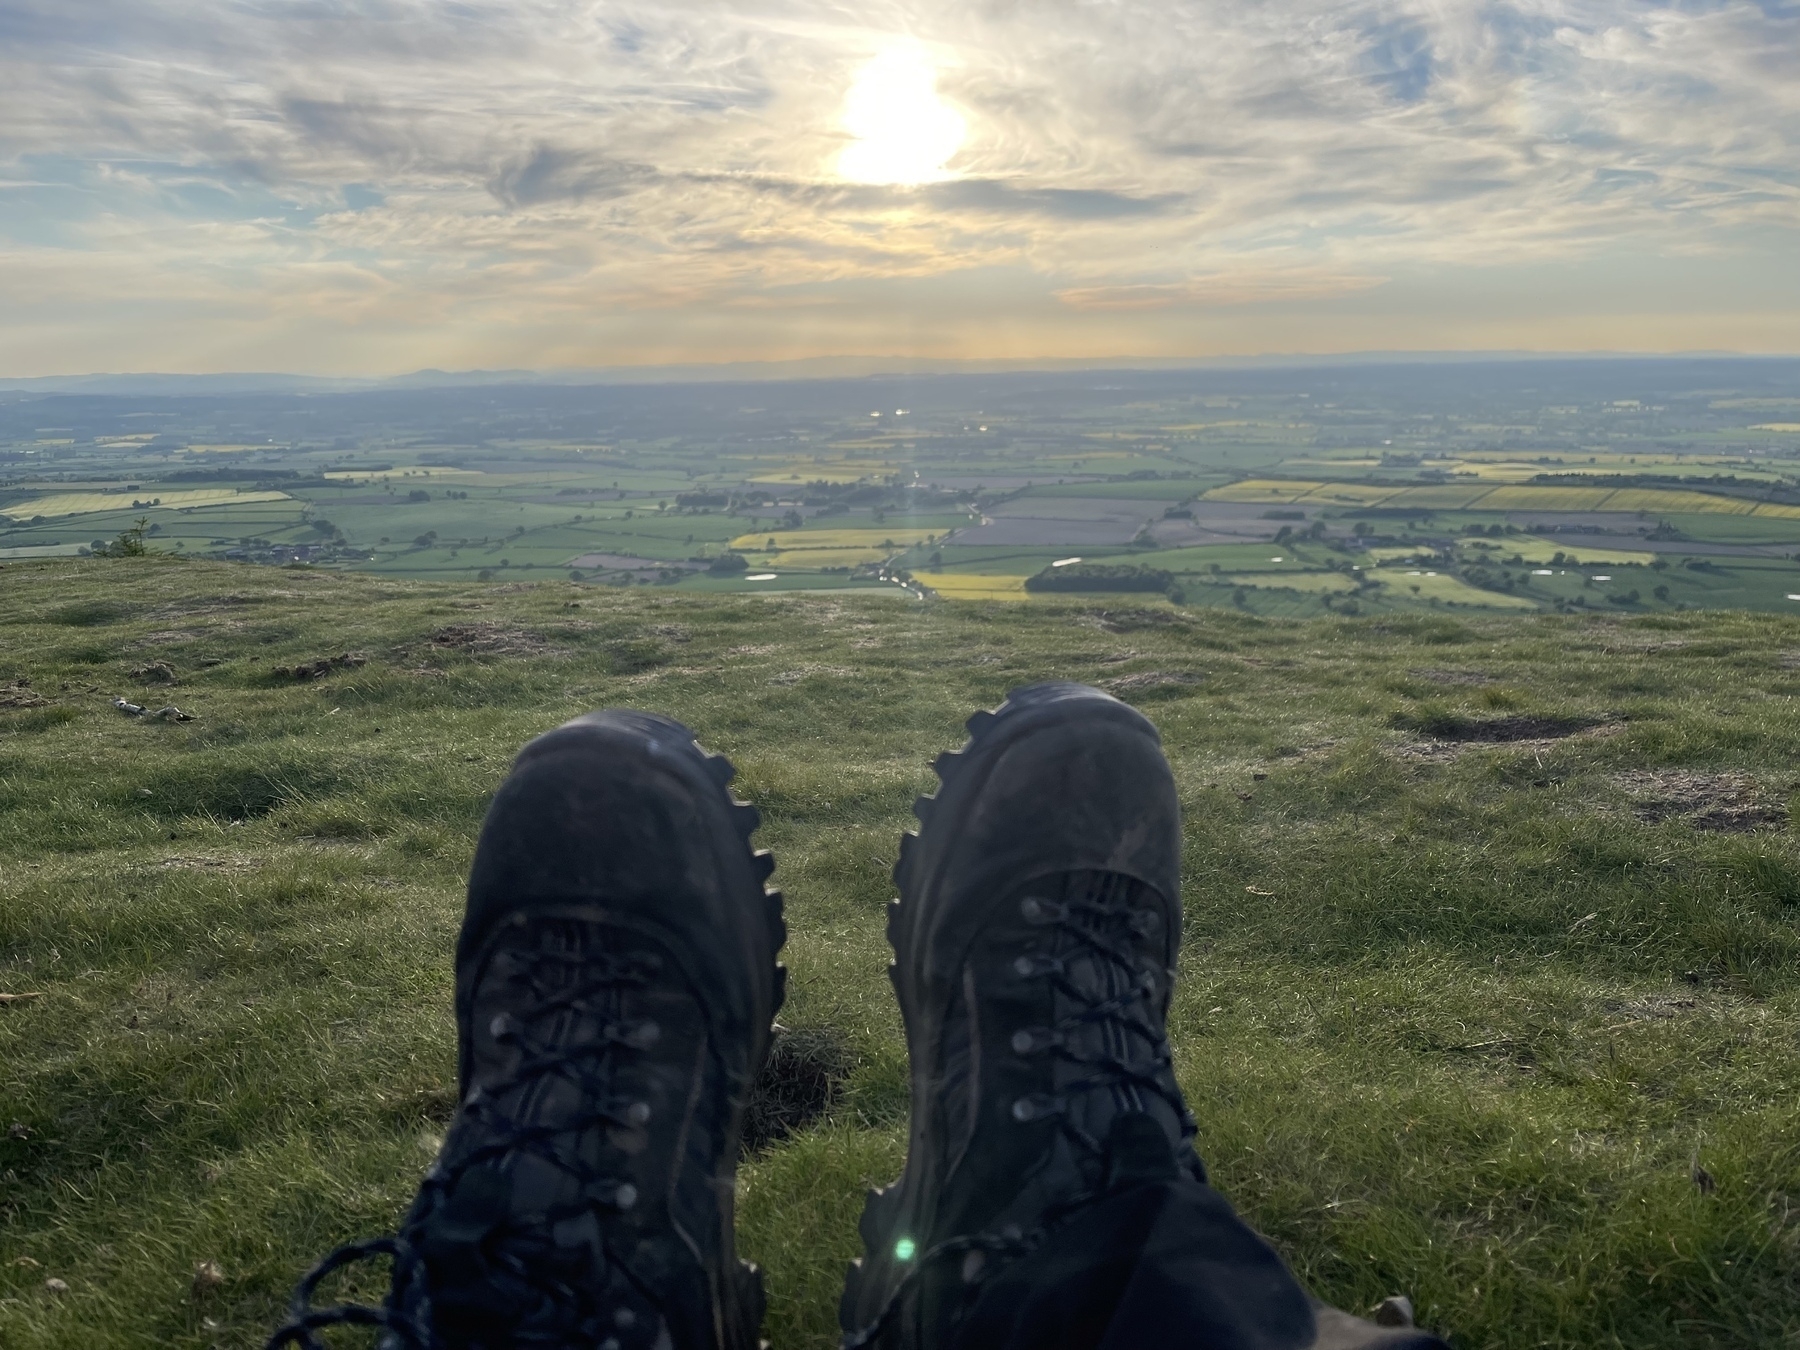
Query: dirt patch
[[1395, 718, 1622, 763], [0, 680, 49, 710], [742, 1024, 852, 1153], [406, 665, 450, 680], [1614, 769, 1787, 832], [728, 644, 776, 657], [648, 624, 691, 643], [426, 624, 554, 657], [1101, 671, 1205, 697], [1393, 709, 1598, 743], [129, 661, 178, 685], [137, 629, 199, 646], [271, 652, 367, 680], [1419, 713, 1599, 742], [1408, 668, 1495, 686]]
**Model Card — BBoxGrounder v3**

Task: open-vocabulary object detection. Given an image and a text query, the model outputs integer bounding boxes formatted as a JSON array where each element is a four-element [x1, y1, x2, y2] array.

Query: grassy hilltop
[[3, 555, 1800, 1349]]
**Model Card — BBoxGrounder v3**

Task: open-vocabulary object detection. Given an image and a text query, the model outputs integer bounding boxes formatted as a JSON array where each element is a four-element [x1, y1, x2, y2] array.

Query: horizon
[[7, 349, 1800, 394], [4, 2, 1799, 377]]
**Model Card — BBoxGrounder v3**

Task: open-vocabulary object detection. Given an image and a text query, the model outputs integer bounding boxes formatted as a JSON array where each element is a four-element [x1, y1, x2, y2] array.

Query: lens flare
[[837, 47, 964, 186]]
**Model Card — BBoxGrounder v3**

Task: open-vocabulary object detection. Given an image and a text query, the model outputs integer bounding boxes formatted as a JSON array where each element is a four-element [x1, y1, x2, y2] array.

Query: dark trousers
[[943, 1181, 1450, 1350]]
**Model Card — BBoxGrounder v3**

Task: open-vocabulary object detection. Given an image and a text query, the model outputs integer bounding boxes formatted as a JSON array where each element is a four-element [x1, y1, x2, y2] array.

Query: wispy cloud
[[0, 0, 1796, 372], [1055, 271, 1389, 310]]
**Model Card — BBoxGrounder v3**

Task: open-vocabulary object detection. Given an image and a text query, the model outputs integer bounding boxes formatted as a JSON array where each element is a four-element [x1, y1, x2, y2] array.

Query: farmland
[[4, 358, 1800, 621]]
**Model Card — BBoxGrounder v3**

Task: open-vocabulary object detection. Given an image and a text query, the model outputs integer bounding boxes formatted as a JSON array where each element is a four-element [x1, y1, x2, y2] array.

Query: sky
[[0, 0, 1797, 377]]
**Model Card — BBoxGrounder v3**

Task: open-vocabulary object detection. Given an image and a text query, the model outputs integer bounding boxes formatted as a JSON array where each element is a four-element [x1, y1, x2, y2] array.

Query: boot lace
[[267, 936, 660, 1350], [842, 872, 1191, 1349], [1003, 872, 1194, 1156]]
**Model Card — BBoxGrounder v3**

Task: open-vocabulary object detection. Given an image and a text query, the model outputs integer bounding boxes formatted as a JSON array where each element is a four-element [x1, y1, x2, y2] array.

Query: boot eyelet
[[1011, 1027, 1060, 1054], [1011, 1093, 1066, 1122]]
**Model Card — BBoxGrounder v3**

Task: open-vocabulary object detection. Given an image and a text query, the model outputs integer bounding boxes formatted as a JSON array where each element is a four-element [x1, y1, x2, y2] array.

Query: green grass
[[4, 558, 1800, 1348]]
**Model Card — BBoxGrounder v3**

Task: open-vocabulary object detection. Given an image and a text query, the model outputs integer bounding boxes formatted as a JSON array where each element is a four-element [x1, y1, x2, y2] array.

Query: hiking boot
[[269, 710, 785, 1350], [838, 682, 1199, 1348]]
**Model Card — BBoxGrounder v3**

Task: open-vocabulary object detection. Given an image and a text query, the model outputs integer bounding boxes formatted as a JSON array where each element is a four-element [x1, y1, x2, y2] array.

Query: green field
[[7, 370, 1800, 618], [5, 556, 1800, 1348]]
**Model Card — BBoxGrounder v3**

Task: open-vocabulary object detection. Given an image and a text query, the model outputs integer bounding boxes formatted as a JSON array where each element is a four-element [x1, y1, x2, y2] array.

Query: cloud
[[1055, 270, 1389, 309], [0, 0, 1796, 371]]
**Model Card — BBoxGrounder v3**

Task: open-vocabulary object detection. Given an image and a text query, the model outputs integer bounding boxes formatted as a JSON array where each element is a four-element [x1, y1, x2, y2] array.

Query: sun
[[836, 47, 965, 186]]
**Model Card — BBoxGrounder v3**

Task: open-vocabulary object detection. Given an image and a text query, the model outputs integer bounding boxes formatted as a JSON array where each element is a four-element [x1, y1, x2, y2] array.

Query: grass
[[4, 557, 1800, 1349]]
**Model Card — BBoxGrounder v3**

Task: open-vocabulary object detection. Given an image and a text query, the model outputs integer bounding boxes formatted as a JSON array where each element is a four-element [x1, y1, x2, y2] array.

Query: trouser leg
[[942, 1179, 1448, 1350]]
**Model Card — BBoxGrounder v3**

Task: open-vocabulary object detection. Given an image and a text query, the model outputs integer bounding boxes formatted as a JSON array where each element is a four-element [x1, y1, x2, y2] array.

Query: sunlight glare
[[837, 47, 964, 186]]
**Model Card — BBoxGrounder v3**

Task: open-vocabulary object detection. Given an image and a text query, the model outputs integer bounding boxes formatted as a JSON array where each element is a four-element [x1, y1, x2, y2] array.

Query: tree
[[97, 516, 153, 557]]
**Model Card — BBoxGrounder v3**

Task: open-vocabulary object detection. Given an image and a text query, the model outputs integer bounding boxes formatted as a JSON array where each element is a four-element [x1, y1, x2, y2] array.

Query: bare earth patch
[[425, 624, 554, 657], [0, 680, 49, 709], [742, 1023, 851, 1153], [1614, 769, 1788, 832], [1397, 717, 1623, 763], [128, 660, 178, 684], [271, 652, 367, 680]]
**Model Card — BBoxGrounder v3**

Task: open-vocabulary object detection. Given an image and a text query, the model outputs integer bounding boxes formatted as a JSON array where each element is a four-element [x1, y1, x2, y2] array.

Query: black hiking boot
[[838, 682, 1199, 1348], [838, 684, 1441, 1350], [269, 710, 785, 1350]]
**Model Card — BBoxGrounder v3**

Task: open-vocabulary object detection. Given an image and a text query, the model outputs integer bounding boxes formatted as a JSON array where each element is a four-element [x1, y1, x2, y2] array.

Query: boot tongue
[[1102, 1112, 1180, 1193]]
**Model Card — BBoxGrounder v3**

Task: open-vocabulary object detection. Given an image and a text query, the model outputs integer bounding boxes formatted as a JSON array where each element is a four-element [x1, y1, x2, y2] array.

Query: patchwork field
[[6, 364, 1800, 623], [4, 556, 1800, 1349]]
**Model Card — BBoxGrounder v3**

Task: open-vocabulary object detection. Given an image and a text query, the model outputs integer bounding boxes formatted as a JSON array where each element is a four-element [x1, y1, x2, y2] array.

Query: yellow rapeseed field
[[1381, 484, 1492, 509], [9, 489, 291, 518], [919, 572, 1030, 600]]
